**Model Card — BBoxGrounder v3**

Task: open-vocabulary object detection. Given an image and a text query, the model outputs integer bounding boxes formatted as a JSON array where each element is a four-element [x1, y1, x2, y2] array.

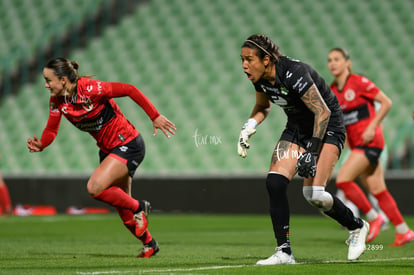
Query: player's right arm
[[238, 91, 271, 158], [27, 99, 62, 152], [249, 91, 272, 124]]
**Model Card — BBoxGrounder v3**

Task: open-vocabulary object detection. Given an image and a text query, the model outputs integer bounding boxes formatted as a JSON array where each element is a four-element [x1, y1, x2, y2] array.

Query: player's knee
[[302, 186, 333, 211], [87, 179, 102, 196]]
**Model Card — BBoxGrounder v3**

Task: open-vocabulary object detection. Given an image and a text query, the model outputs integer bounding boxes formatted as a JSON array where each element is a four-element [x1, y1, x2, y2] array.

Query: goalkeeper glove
[[237, 118, 257, 158], [296, 137, 322, 177]]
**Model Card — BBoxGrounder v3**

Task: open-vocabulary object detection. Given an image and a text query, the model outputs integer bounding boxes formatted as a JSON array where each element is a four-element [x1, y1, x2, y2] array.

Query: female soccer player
[[238, 34, 369, 265], [27, 57, 176, 257], [328, 48, 414, 246]]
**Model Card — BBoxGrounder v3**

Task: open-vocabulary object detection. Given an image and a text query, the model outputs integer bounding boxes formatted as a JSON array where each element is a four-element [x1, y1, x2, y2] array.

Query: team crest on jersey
[[344, 89, 356, 101], [82, 103, 94, 111]]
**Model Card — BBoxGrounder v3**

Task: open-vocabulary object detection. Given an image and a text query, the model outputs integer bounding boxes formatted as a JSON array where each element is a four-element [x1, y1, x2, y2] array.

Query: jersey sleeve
[[358, 76, 381, 100], [108, 82, 160, 121], [284, 63, 314, 97], [40, 97, 62, 150]]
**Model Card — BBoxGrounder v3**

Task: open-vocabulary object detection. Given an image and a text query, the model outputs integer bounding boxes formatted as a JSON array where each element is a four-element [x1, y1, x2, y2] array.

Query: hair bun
[[71, 61, 79, 70]]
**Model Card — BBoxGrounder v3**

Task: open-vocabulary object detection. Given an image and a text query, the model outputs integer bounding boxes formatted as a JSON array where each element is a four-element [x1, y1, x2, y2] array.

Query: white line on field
[[76, 257, 414, 274]]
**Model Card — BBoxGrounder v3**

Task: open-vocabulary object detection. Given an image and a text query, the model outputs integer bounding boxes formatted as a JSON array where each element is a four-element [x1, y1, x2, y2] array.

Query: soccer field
[[0, 214, 413, 274]]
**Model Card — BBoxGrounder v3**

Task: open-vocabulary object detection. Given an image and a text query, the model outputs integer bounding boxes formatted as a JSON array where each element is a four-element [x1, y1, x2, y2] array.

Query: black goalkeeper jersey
[[253, 56, 345, 136]]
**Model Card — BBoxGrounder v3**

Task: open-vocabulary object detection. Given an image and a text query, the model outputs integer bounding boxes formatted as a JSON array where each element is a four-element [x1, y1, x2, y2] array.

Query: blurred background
[[0, 0, 413, 213]]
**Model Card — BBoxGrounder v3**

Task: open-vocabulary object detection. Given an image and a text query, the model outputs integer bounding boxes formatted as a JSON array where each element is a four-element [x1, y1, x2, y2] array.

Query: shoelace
[[346, 229, 360, 246], [274, 243, 290, 253]]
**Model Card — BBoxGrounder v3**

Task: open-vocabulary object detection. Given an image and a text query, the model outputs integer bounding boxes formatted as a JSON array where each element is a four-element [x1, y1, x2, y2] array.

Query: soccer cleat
[[137, 239, 159, 258], [133, 200, 151, 237], [367, 214, 385, 242], [256, 244, 296, 265], [390, 229, 414, 247], [346, 220, 369, 261]]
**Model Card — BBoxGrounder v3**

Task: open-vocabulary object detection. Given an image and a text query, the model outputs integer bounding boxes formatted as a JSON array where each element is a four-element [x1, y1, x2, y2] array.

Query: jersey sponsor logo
[[70, 102, 115, 132], [292, 76, 308, 92], [261, 84, 279, 93], [261, 84, 288, 106], [270, 96, 288, 106], [342, 104, 370, 126], [344, 89, 356, 101]]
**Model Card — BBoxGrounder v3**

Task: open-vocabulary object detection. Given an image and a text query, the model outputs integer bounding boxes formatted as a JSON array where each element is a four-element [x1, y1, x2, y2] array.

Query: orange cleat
[[367, 214, 385, 242], [134, 200, 151, 237], [137, 239, 159, 258], [390, 229, 414, 247]]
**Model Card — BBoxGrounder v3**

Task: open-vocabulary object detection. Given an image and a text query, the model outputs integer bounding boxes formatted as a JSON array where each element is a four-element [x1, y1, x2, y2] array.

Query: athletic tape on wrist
[[306, 137, 323, 153], [243, 118, 257, 129]]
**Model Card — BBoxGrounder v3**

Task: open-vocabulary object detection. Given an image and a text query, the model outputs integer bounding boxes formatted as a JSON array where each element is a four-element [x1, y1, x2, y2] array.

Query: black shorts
[[279, 127, 345, 155], [354, 146, 382, 167], [99, 134, 145, 177]]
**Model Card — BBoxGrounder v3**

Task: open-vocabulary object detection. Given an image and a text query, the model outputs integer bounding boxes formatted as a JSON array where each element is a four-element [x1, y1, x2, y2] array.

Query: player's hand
[[361, 125, 375, 145], [153, 115, 176, 138], [296, 151, 318, 177], [27, 135, 43, 152], [237, 128, 256, 158]]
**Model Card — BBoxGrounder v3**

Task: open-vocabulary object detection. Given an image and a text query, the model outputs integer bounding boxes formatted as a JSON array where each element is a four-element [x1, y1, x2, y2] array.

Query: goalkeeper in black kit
[[238, 34, 369, 265]]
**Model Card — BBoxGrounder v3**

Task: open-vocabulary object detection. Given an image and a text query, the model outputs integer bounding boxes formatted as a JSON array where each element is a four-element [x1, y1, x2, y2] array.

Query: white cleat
[[347, 220, 369, 261], [256, 244, 296, 265]]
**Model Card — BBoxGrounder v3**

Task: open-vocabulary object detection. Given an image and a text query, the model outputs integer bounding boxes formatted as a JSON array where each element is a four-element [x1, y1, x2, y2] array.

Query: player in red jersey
[[328, 48, 414, 246], [27, 58, 176, 257], [0, 155, 12, 216]]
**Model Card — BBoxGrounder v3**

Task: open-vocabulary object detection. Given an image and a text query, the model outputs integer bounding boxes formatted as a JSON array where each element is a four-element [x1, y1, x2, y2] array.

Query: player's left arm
[[296, 83, 331, 177], [362, 91, 392, 144], [300, 83, 331, 141], [109, 82, 176, 138]]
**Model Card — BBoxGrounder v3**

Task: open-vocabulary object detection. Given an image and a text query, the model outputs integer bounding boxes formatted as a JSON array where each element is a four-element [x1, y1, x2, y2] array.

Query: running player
[[328, 48, 414, 246], [27, 57, 176, 257], [238, 34, 369, 265]]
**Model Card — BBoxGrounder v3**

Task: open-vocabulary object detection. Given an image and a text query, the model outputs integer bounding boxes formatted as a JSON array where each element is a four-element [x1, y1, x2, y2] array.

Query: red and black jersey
[[330, 74, 384, 149], [41, 77, 159, 152]]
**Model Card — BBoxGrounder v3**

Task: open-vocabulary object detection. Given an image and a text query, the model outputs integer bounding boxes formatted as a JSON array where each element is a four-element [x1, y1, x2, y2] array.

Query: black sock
[[324, 195, 364, 230], [266, 173, 292, 255], [135, 200, 144, 213]]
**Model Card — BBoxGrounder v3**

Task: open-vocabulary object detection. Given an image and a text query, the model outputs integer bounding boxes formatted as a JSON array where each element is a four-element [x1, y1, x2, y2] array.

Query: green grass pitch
[[0, 214, 413, 274]]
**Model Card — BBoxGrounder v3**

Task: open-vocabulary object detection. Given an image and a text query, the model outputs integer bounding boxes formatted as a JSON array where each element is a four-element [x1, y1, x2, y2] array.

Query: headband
[[246, 39, 274, 59]]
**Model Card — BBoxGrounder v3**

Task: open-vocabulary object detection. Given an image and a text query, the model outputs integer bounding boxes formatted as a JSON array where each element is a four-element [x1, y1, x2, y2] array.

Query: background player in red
[[328, 48, 414, 246], [238, 34, 369, 265], [27, 57, 176, 257], [0, 154, 12, 216]]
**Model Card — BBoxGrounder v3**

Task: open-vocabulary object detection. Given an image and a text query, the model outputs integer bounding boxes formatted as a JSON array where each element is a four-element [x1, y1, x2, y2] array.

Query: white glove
[[237, 118, 257, 158]]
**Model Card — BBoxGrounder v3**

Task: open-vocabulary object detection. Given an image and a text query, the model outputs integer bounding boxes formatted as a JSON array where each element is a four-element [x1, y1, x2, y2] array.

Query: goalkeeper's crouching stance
[[238, 34, 369, 265]]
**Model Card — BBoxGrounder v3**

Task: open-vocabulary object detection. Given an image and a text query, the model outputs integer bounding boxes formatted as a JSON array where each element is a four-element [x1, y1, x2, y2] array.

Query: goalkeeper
[[238, 34, 369, 265]]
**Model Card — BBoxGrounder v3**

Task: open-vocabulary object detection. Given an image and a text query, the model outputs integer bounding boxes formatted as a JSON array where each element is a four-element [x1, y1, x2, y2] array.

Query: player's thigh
[[88, 155, 130, 195], [336, 150, 371, 183], [360, 162, 387, 194], [269, 140, 302, 180]]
